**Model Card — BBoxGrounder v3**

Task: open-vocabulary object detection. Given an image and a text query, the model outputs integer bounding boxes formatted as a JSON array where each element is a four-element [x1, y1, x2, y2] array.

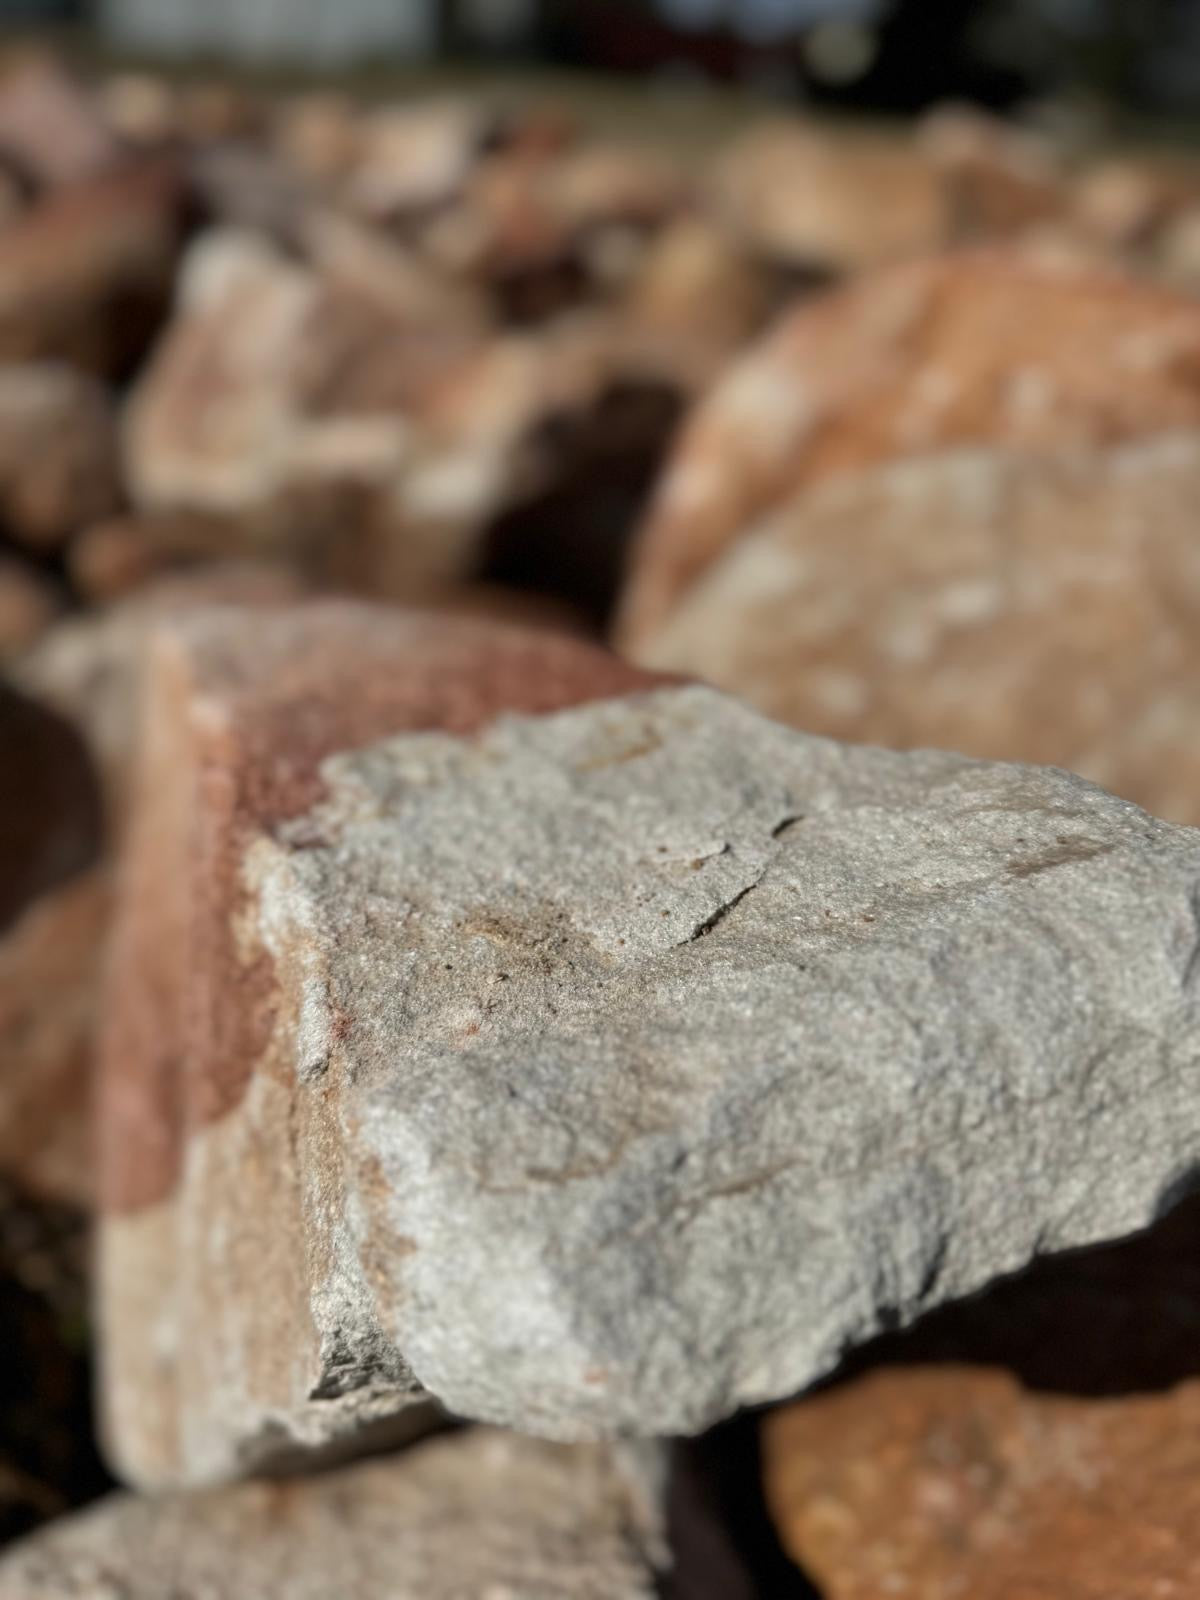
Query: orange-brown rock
[[763, 1367, 1200, 1600], [0, 364, 121, 550], [619, 250, 1200, 647], [0, 557, 59, 660], [0, 159, 185, 377], [633, 435, 1200, 825], [712, 121, 950, 275], [0, 870, 108, 1206]]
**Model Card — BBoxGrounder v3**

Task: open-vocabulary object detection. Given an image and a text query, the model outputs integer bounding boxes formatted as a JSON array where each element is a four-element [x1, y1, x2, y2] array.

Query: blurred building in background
[[0, 0, 1192, 117]]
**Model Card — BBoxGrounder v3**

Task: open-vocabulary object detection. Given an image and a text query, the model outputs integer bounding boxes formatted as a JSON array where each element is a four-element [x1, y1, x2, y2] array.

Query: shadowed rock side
[[0, 1430, 667, 1598], [633, 436, 1200, 826], [100, 645, 1200, 1486], [618, 250, 1200, 648]]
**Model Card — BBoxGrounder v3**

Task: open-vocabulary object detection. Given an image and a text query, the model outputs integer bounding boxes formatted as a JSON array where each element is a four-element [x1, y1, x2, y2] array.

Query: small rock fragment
[[0, 560, 59, 662], [0, 1429, 666, 1599], [0, 365, 121, 550], [100, 634, 1200, 1483], [0, 54, 117, 191]]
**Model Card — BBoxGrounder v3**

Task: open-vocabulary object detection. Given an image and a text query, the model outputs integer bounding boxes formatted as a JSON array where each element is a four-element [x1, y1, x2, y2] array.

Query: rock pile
[[5, 45, 1200, 1598]]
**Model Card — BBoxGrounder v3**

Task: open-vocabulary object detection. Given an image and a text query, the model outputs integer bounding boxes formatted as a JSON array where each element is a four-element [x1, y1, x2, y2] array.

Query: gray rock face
[[105, 681, 1200, 1471], [0, 1429, 666, 1599]]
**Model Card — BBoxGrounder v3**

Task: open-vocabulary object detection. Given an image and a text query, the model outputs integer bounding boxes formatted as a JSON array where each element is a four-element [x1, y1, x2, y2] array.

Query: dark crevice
[[478, 379, 684, 631], [0, 683, 103, 936], [819, 1188, 1200, 1402], [685, 881, 760, 944], [663, 1413, 822, 1599]]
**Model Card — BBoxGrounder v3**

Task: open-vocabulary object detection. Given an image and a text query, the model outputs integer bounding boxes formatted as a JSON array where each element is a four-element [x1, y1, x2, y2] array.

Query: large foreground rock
[[97, 611, 1200, 1484], [0, 1429, 666, 1599], [634, 435, 1200, 826], [763, 1367, 1200, 1598]]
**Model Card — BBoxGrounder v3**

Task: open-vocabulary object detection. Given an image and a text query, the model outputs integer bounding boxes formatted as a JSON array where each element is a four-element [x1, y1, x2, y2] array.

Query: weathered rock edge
[[104, 665, 1200, 1476]]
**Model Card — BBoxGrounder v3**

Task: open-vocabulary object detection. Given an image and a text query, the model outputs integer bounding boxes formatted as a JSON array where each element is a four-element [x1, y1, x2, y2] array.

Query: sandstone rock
[[100, 631, 1200, 1484], [348, 100, 493, 220], [1073, 156, 1199, 250], [712, 122, 950, 274], [0, 365, 121, 550], [98, 602, 659, 1485], [0, 54, 117, 191], [0, 560, 59, 661], [97, 72, 179, 148], [619, 251, 1200, 646], [633, 436, 1200, 826], [763, 1368, 1200, 1599], [0, 872, 108, 1206], [0, 159, 184, 377], [0, 1429, 665, 1599]]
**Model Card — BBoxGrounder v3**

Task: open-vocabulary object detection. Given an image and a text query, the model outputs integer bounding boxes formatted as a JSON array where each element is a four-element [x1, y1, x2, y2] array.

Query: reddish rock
[[764, 1367, 1200, 1600], [0, 364, 121, 550], [619, 250, 1200, 647], [0, 159, 185, 377], [0, 53, 117, 191]]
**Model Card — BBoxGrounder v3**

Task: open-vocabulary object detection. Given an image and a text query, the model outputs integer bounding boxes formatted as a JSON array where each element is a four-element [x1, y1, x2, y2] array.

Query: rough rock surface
[[100, 639, 1200, 1483], [763, 1367, 1200, 1599], [0, 1429, 666, 1599], [634, 435, 1200, 826], [618, 250, 1200, 646], [98, 603, 660, 1486]]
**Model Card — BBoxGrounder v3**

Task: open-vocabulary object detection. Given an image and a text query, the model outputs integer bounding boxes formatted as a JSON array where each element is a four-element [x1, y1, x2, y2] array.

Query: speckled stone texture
[[97, 601, 659, 1486], [618, 250, 1200, 648], [100, 646, 1200, 1485], [763, 1367, 1200, 1599], [633, 435, 1200, 826], [0, 1429, 667, 1599]]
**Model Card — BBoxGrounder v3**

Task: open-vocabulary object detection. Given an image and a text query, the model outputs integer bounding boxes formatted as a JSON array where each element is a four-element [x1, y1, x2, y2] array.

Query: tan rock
[[98, 72, 179, 147], [96, 602, 659, 1485], [0, 871, 108, 1206], [0, 560, 59, 661], [0, 365, 120, 550], [712, 121, 950, 274], [763, 1367, 1200, 1600], [1074, 155, 1200, 249], [917, 104, 1066, 237], [0, 159, 184, 377], [0, 53, 117, 191], [0, 1430, 666, 1599], [633, 436, 1200, 825], [619, 250, 1200, 647]]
